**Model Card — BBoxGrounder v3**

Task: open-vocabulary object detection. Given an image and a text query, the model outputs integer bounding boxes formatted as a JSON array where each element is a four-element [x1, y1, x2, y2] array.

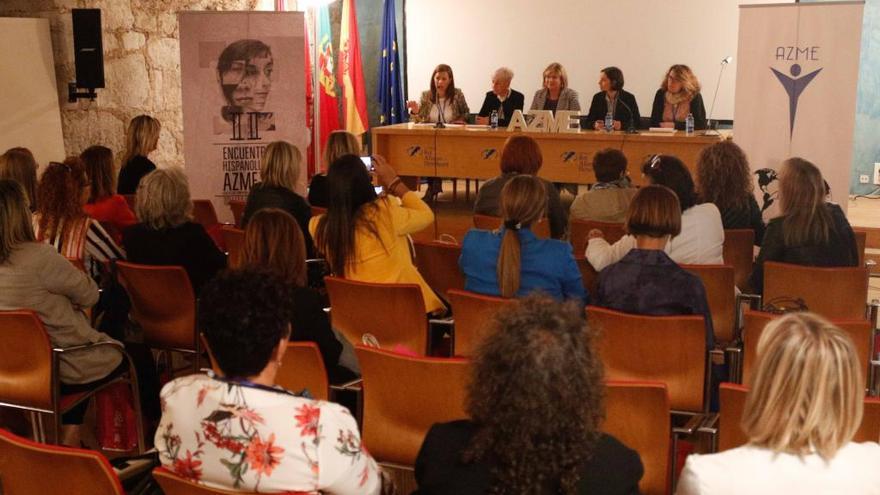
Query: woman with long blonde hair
[[650, 64, 706, 129], [308, 130, 361, 208], [462, 174, 586, 304], [118, 114, 161, 194], [748, 157, 857, 293], [677, 312, 880, 493]]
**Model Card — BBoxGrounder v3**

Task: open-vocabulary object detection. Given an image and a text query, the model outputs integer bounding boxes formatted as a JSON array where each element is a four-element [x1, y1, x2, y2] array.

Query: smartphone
[[361, 156, 373, 171], [374, 185, 384, 195]]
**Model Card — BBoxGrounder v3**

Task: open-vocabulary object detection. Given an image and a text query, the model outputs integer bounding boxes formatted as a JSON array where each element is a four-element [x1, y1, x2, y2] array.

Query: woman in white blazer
[[676, 312, 880, 495]]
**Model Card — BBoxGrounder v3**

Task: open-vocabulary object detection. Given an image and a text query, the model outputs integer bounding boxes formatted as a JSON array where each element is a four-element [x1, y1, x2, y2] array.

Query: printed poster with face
[[179, 12, 307, 222]]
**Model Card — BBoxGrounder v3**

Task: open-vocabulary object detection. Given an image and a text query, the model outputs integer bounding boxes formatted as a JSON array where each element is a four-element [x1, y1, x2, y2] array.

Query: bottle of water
[[490, 110, 499, 129], [685, 113, 695, 135], [604, 112, 613, 132]]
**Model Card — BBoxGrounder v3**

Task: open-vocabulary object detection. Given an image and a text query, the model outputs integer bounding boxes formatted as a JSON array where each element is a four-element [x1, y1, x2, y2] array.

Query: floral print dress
[[156, 373, 380, 494]]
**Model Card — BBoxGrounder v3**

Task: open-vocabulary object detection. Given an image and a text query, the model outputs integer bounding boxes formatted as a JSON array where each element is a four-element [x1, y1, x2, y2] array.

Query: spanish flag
[[338, 0, 369, 136]]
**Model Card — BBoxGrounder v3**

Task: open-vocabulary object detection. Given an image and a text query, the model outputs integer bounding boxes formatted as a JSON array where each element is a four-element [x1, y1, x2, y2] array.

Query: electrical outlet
[[874, 163, 880, 185], [861, 175, 870, 184]]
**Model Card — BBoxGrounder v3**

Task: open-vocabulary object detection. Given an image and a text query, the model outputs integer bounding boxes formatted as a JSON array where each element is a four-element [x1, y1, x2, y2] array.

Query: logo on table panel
[[561, 151, 577, 163], [406, 145, 422, 157], [771, 46, 822, 140], [481, 149, 497, 160]]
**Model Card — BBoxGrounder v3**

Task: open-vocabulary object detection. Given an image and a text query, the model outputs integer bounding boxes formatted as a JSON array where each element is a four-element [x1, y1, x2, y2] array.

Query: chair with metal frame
[[722, 229, 754, 290], [0, 310, 145, 453], [228, 199, 247, 226], [220, 225, 245, 269], [192, 199, 220, 227], [153, 467, 259, 495], [681, 264, 738, 344], [472, 214, 551, 239], [762, 261, 872, 322], [570, 219, 625, 255], [412, 239, 466, 299], [447, 289, 513, 357]]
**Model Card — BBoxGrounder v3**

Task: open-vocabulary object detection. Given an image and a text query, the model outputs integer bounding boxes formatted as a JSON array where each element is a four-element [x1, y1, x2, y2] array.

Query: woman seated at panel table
[[475, 67, 525, 127], [529, 62, 581, 113], [650, 64, 707, 130], [461, 174, 587, 307], [585, 67, 641, 131]]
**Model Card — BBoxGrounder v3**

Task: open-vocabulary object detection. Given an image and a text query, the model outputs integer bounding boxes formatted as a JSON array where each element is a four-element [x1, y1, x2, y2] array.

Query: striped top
[[32, 214, 125, 278]]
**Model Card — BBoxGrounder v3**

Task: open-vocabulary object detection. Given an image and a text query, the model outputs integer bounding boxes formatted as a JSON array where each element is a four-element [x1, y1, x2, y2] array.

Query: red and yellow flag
[[338, 0, 369, 136]]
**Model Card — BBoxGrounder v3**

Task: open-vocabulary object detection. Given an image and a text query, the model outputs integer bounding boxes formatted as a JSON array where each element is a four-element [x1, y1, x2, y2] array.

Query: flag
[[303, 13, 316, 177], [338, 0, 369, 136], [317, 5, 341, 151], [377, 0, 407, 125]]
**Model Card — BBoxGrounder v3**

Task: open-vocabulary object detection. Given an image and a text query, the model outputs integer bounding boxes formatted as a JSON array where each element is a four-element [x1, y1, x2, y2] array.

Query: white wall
[[405, 0, 789, 121]]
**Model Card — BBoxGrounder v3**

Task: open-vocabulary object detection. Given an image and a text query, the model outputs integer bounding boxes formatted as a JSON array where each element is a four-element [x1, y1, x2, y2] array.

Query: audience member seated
[[587, 154, 723, 271], [594, 185, 714, 347], [414, 295, 643, 494], [650, 64, 707, 130], [461, 174, 587, 306], [33, 158, 124, 279], [80, 145, 137, 244], [117, 114, 160, 195], [241, 140, 315, 257], [696, 141, 764, 244], [308, 130, 362, 208], [156, 269, 382, 494], [569, 148, 637, 223], [677, 312, 880, 493], [123, 167, 226, 295], [748, 158, 858, 294], [475, 66, 525, 127], [473, 135, 567, 238], [310, 154, 444, 314], [240, 208, 356, 383], [0, 147, 38, 211]]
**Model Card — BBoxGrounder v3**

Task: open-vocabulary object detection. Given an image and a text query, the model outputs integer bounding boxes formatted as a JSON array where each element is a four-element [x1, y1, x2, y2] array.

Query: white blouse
[[586, 203, 724, 271], [156, 373, 381, 494], [676, 442, 880, 495]]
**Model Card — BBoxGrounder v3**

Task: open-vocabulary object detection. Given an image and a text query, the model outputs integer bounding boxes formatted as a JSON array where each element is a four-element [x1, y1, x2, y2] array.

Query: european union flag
[[377, 0, 407, 125]]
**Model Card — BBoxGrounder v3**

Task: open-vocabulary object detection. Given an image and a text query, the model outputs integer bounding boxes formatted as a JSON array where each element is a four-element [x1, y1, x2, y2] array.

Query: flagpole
[[312, 6, 321, 174]]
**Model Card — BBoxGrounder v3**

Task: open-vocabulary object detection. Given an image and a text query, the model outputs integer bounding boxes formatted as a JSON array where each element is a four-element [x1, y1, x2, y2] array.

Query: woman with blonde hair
[[530, 62, 581, 113], [650, 64, 706, 130], [118, 114, 161, 194], [696, 140, 764, 244], [240, 140, 313, 256], [677, 312, 880, 493], [308, 130, 361, 208], [123, 167, 226, 294], [0, 147, 39, 210], [748, 157, 857, 293], [461, 174, 586, 305]]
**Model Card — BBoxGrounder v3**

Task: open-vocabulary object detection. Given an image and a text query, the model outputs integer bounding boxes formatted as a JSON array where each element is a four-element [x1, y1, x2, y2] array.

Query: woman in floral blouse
[[155, 268, 381, 494]]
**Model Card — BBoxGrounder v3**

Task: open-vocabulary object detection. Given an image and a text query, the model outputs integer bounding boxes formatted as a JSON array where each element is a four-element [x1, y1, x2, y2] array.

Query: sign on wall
[[733, 2, 864, 215], [179, 11, 307, 221]]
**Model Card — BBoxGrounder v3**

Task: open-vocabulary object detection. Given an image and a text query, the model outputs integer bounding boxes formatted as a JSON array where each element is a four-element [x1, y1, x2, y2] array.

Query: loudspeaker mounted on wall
[[68, 8, 104, 102]]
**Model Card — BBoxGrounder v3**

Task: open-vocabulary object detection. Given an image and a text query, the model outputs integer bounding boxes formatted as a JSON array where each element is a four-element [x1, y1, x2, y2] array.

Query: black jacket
[[289, 286, 354, 384], [585, 90, 641, 131], [241, 183, 315, 258], [118, 155, 157, 195], [650, 89, 707, 130], [414, 420, 643, 495], [717, 196, 765, 246], [477, 90, 525, 127], [307, 174, 329, 208]]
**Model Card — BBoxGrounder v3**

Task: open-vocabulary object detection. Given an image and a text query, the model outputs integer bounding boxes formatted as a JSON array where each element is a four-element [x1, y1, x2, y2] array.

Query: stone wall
[[0, 0, 258, 168]]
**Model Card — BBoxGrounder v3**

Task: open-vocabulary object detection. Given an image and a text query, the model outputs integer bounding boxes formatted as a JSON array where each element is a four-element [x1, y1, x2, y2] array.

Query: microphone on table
[[706, 56, 733, 135], [616, 98, 639, 134], [434, 100, 446, 129]]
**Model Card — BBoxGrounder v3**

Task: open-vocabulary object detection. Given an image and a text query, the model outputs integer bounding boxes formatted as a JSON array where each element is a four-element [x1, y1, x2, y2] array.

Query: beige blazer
[[413, 88, 470, 123], [530, 87, 581, 112]]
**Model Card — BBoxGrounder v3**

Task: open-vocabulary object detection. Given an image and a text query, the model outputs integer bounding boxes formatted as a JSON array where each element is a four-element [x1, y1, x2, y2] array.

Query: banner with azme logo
[[733, 2, 864, 216]]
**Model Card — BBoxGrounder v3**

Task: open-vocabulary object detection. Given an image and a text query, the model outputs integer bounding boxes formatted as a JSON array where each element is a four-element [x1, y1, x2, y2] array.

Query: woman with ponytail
[[461, 174, 586, 305]]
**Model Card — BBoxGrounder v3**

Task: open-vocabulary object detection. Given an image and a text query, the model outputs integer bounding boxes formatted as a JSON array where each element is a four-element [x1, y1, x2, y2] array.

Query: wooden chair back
[[722, 229, 754, 289], [587, 306, 708, 412], [718, 382, 749, 452], [228, 200, 246, 226], [741, 310, 872, 386], [0, 311, 53, 412], [570, 219, 625, 254], [311, 206, 327, 217], [0, 429, 125, 495], [854, 230, 866, 267], [856, 398, 880, 443], [221, 226, 245, 269], [192, 199, 219, 227], [682, 264, 737, 343], [153, 468, 257, 494], [356, 346, 469, 465], [413, 240, 465, 298], [472, 214, 551, 239], [276, 342, 329, 401], [324, 276, 429, 354], [603, 381, 671, 495], [447, 289, 513, 356], [576, 256, 600, 296], [116, 262, 197, 352], [763, 261, 868, 320]]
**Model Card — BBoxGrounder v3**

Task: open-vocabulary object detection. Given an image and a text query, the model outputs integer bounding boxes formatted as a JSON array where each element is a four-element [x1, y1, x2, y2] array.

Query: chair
[[413, 240, 465, 298], [192, 199, 219, 227], [857, 398, 880, 443], [0, 428, 125, 494], [740, 310, 873, 387], [228, 199, 246, 226], [570, 219, 625, 254], [153, 467, 258, 495], [311, 205, 327, 217], [763, 261, 869, 321], [576, 256, 600, 296], [220, 226, 245, 269], [356, 346, 469, 466], [722, 229, 754, 289], [447, 289, 513, 356], [324, 276, 429, 355], [855, 229, 866, 267], [586, 306, 709, 413], [472, 214, 551, 239], [115, 262, 199, 373], [682, 264, 737, 343], [604, 381, 671, 495], [0, 311, 144, 452]]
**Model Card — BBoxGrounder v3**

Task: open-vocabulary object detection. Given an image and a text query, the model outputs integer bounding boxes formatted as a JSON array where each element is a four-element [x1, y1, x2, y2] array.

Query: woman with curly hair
[[414, 295, 643, 494], [650, 64, 706, 130], [696, 141, 764, 245]]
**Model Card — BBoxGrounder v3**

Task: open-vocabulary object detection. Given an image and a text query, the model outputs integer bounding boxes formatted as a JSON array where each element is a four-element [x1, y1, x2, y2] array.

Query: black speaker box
[[72, 8, 104, 89]]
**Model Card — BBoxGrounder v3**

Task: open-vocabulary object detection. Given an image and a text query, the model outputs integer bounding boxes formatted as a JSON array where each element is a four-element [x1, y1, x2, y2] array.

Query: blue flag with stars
[[377, 0, 407, 125]]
